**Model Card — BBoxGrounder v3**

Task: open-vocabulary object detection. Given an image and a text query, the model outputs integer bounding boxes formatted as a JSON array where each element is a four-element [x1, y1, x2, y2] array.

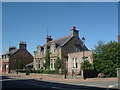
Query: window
[[51, 63, 53, 69], [72, 58, 74, 68], [38, 60, 40, 68], [50, 45, 55, 53], [75, 58, 77, 68], [72, 58, 78, 69]]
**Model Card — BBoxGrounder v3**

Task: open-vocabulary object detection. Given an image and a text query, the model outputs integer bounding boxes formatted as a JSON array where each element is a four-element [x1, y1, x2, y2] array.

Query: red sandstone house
[[2, 41, 33, 73]]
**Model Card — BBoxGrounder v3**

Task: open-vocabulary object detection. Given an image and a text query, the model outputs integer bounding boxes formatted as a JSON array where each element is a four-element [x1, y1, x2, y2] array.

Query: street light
[[82, 37, 86, 80]]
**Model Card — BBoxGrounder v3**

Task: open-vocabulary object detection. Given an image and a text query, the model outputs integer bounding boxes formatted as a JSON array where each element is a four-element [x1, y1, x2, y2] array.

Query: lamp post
[[82, 37, 86, 80]]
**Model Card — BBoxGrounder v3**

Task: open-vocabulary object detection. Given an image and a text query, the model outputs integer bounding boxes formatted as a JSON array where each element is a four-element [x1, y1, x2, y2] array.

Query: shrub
[[36, 69, 59, 74], [26, 69, 30, 75]]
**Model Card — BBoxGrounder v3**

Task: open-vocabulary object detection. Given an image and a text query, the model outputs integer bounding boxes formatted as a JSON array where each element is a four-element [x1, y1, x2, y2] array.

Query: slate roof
[[3, 49, 19, 56], [54, 35, 72, 46], [26, 62, 33, 67], [46, 35, 72, 48]]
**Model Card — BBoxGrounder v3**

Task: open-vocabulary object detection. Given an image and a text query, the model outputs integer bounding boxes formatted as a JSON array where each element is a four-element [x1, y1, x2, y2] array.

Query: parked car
[[98, 73, 105, 78]]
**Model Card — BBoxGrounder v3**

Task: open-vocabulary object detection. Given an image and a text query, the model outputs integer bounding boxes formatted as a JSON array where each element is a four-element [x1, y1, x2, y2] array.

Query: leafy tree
[[18, 60, 24, 69], [93, 41, 120, 77], [55, 56, 61, 70], [93, 40, 105, 55], [81, 60, 94, 70], [45, 50, 51, 69]]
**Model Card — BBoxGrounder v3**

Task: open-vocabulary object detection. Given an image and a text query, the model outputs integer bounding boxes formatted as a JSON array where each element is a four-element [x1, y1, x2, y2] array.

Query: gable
[[62, 37, 89, 51]]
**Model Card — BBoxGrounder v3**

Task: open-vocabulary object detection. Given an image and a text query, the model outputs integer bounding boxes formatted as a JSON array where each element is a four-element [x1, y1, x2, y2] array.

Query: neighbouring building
[[2, 41, 33, 73], [34, 26, 92, 74]]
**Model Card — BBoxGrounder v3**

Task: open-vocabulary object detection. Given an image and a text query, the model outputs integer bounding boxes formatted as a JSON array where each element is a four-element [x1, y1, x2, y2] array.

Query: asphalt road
[[1, 75, 119, 90]]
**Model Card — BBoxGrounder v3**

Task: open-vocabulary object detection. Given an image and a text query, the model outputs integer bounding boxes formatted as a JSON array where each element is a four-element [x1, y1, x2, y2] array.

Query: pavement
[[1, 72, 119, 89]]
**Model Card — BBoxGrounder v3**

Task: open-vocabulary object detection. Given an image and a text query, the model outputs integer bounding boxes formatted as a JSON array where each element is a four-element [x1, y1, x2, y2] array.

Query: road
[[1, 75, 119, 90]]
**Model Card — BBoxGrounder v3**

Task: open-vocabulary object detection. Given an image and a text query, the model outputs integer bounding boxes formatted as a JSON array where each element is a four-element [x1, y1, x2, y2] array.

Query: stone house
[[34, 26, 91, 74], [68, 51, 93, 75], [2, 41, 33, 73]]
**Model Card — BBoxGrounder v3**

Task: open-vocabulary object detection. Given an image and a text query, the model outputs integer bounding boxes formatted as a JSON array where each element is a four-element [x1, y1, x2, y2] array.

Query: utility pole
[[82, 37, 86, 80]]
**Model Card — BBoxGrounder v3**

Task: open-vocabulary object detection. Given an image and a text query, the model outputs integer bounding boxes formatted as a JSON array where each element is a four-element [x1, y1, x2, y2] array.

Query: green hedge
[[36, 69, 59, 74], [18, 69, 59, 74]]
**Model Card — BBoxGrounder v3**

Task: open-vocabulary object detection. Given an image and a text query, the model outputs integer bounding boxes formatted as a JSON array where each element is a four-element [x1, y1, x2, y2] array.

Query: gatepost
[[117, 68, 120, 89]]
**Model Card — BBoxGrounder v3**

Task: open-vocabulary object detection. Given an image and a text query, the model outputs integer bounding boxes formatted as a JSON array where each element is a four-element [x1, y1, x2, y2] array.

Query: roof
[[26, 62, 33, 67], [46, 35, 72, 48], [3, 49, 19, 56], [54, 35, 72, 46]]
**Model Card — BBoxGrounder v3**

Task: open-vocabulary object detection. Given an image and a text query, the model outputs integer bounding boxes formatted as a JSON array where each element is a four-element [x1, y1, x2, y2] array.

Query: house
[[2, 41, 33, 73], [34, 26, 92, 74]]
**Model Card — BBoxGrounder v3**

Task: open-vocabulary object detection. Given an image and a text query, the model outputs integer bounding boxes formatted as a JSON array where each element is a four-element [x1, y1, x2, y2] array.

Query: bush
[[36, 69, 59, 74], [18, 69, 26, 73], [26, 69, 30, 75]]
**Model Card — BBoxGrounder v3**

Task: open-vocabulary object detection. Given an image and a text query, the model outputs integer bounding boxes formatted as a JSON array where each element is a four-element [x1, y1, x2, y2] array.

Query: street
[[1, 74, 119, 90]]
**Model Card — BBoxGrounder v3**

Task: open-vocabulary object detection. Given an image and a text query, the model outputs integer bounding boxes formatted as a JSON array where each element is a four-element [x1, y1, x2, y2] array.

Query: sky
[[2, 2, 118, 56]]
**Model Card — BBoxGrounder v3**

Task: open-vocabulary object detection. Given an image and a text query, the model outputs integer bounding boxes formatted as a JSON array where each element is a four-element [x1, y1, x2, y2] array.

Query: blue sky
[[2, 2, 118, 56]]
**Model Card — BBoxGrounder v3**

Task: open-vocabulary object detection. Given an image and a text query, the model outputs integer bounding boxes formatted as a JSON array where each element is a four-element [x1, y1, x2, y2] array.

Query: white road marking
[[0, 79, 13, 81], [108, 84, 118, 88]]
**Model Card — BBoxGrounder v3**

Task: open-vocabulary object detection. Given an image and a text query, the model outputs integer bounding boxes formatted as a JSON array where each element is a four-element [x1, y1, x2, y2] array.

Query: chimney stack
[[9, 46, 16, 52], [46, 35, 53, 43], [71, 26, 79, 37], [19, 41, 27, 49]]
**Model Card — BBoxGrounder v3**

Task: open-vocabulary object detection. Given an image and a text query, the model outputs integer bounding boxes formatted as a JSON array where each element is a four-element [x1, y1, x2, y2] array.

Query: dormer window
[[37, 45, 41, 52], [50, 42, 56, 53]]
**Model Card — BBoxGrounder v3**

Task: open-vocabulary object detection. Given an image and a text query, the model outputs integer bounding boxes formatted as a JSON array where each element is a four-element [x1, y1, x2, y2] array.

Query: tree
[[81, 60, 94, 70], [93, 40, 105, 55], [55, 56, 61, 70], [93, 41, 120, 77], [45, 50, 50, 69], [18, 60, 24, 69]]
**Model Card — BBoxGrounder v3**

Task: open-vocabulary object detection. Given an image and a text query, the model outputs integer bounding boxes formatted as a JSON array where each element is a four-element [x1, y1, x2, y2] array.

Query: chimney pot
[[72, 26, 76, 30]]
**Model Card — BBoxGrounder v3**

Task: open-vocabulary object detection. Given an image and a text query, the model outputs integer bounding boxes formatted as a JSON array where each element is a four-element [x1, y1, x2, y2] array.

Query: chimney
[[46, 35, 53, 43], [19, 41, 27, 49], [71, 26, 79, 37], [9, 46, 16, 52]]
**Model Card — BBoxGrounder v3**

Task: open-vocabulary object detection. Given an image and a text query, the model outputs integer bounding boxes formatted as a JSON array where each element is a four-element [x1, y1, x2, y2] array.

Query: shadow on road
[[1, 76, 12, 80], [1, 75, 119, 90]]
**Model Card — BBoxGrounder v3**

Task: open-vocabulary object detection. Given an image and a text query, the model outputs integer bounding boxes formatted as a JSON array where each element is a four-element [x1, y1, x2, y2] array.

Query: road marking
[[0, 79, 12, 81], [109, 84, 118, 88]]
